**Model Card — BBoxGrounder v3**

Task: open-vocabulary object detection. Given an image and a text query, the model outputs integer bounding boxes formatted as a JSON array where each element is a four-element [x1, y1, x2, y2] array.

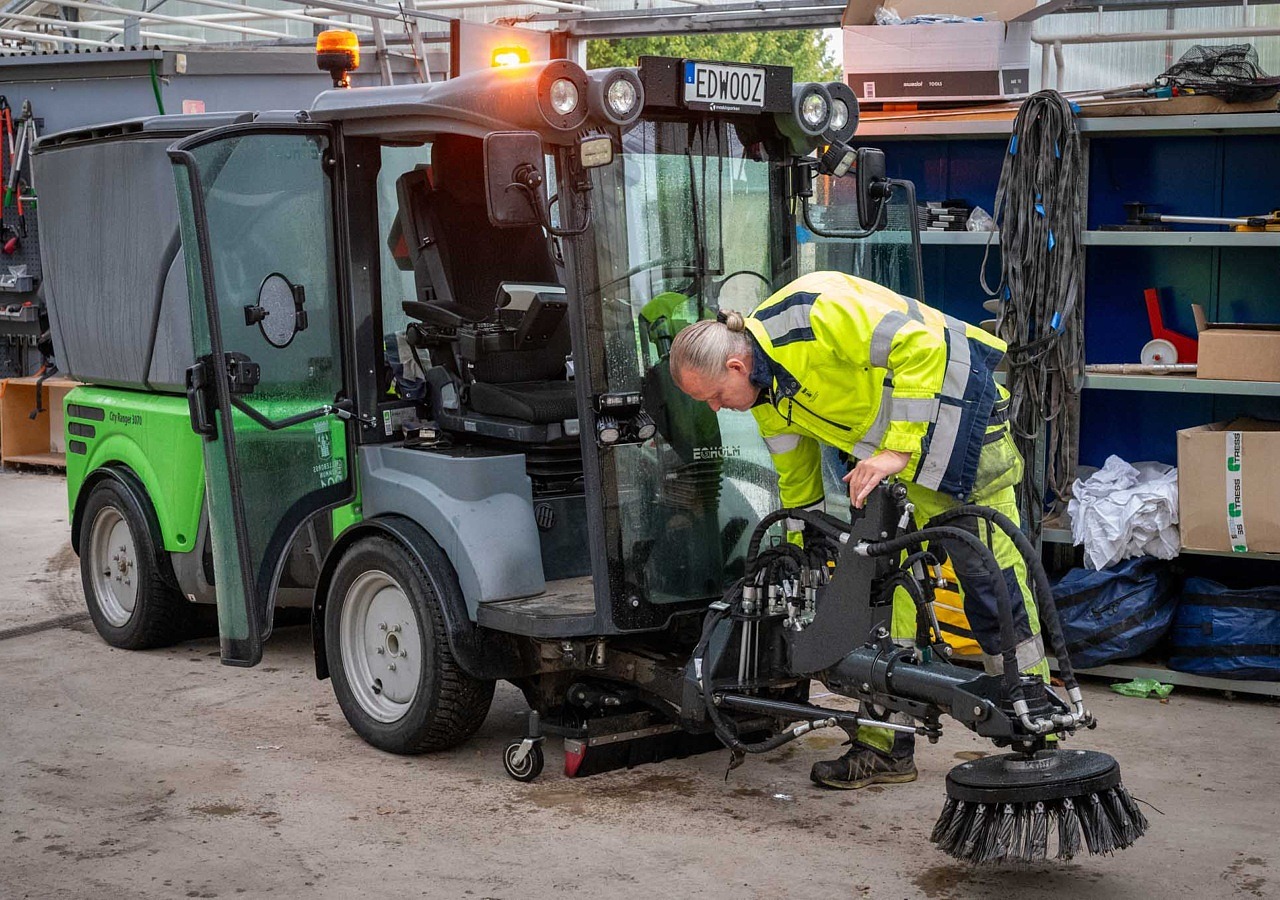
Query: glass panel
[[584, 119, 786, 606], [174, 172, 255, 662], [804, 172, 922, 297], [178, 130, 351, 661], [377, 143, 431, 338]]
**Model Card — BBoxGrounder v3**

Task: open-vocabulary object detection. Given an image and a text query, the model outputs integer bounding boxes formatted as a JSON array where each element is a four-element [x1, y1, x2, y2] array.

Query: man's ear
[[725, 355, 750, 375]]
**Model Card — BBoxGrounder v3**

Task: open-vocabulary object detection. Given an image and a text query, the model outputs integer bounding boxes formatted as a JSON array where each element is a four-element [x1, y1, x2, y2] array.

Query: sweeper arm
[[686, 485, 1148, 863]]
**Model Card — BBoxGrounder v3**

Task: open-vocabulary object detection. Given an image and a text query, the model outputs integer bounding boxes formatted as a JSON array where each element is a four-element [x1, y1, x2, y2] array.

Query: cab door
[[170, 124, 354, 667]]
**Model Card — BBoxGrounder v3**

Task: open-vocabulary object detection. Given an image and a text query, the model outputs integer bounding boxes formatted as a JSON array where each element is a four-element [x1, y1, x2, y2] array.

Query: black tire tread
[[80, 479, 188, 651], [329, 535, 494, 754]]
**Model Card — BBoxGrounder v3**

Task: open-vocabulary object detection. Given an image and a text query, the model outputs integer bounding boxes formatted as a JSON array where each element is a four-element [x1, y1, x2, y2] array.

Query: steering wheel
[[597, 256, 702, 295]]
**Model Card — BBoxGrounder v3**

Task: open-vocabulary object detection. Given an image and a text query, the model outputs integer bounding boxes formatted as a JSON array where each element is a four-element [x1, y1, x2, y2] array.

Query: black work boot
[[809, 746, 918, 790]]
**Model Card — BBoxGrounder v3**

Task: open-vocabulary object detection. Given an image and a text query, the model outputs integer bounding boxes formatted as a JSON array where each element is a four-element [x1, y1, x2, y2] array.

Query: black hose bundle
[[981, 91, 1085, 539]]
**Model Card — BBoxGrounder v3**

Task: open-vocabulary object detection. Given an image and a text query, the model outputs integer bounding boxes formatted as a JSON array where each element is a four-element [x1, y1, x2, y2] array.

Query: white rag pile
[[1067, 456, 1180, 570]]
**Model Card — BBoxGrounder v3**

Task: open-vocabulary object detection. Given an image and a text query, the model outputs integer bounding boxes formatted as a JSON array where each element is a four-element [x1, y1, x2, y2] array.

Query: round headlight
[[829, 98, 850, 133], [550, 78, 580, 115], [606, 78, 638, 118], [800, 91, 829, 129]]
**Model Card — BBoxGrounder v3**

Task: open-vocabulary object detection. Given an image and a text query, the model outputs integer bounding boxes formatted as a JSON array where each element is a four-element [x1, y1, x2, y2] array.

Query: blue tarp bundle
[[1051, 557, 1179, 668], [1169, 578, 1280, 681]]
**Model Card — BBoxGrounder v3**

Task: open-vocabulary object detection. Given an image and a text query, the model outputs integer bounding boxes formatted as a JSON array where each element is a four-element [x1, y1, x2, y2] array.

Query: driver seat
[[396, 135, 576, 436]]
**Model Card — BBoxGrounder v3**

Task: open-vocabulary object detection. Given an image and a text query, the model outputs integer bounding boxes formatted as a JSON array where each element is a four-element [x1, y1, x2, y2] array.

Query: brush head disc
[[946, 749, 1122, 805]]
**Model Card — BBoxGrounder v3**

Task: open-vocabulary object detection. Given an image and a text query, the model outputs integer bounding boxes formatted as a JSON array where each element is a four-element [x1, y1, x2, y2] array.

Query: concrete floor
[[1, 469, 1276, 899]]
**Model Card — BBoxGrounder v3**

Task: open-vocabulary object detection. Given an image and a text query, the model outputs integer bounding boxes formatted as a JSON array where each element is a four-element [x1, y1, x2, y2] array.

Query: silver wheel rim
[[338, 569, 423, 723], [89, 506, 139, 628]]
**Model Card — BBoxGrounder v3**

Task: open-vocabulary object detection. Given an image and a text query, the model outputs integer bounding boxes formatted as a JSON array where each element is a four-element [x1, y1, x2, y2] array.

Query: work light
[[632, 411, 657, 441], [790, 83, 833, 138], [596, 415, 621, 445], [550, 78, 580, 115], [823, 82, 860, 143], [588, 68, 645, 128], [800, 92, 828, 129], [607, 79, 638, 117]]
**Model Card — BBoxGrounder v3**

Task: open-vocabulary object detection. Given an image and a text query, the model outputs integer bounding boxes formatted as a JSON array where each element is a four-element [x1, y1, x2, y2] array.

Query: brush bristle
[[931, 782, 1148, 864]]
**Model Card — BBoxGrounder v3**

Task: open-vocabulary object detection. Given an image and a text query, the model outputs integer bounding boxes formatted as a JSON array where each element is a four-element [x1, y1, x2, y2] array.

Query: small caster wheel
[[503, 740, 544, 782]]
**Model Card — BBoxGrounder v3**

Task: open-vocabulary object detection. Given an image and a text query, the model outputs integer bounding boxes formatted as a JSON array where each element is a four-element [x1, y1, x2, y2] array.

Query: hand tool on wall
[[1142, 287, 1198, 364], [1112, 200, 1280, 231], [5, 100, 36, 210]]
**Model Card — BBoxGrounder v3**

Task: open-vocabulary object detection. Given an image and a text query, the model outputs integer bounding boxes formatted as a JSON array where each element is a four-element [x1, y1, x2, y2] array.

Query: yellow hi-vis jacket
[[745, 271, 1009, 512]]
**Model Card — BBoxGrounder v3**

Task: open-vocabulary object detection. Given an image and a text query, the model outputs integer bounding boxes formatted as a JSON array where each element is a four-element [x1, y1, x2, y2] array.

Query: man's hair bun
[[723, 310, 746, 333]]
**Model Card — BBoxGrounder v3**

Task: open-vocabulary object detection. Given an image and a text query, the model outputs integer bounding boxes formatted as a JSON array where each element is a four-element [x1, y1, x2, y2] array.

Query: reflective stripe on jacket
[[745, 271, 1007, 505]]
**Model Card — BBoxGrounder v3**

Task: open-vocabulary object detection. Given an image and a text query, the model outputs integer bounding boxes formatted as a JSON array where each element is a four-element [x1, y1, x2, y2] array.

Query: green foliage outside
[[586, 30, 840, 83]]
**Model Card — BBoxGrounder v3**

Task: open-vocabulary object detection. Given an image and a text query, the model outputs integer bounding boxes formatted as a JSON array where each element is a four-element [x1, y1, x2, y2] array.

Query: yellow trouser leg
[[853, 434, 1048, 756]]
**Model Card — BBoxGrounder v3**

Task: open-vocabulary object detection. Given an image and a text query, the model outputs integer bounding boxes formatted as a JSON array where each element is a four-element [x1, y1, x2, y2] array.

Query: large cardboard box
[[841, 0, 1051, 103], [1192, 304, 1280, 383], [1177, 419, 1280, 554]]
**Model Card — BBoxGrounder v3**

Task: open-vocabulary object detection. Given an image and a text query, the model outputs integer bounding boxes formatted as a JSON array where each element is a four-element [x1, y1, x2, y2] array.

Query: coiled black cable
[[980, 90, 1085, 537]]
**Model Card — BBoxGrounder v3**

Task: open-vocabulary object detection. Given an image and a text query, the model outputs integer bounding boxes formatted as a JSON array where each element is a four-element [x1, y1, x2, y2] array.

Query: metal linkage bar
[[31, 0, 288, 37], [0, 9, 203, 41], [296, 0, 453, 24], [1034, 23, 1280, 44], [414, 0, 596, 12], [0, 23, 109, 44], [530, 0, 848, 37], [166, 0, 375, 33]]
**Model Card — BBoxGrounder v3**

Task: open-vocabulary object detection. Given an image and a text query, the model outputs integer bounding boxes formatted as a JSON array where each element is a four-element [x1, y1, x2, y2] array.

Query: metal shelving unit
[[896, 230, 1280, 247], [1083, 230, 1280, 246], [888, 111, 1280, 698], [1055, 659, 1280, 698], [1041, 516, 1280, 560], [858, 111, 1280, 140], [1081, 373, 1280, 396]]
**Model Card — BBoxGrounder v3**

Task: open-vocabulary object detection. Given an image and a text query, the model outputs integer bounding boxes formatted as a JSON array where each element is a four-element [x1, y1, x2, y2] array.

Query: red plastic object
[[563, 739, 585, 778], [1144, 288, 1198, 363], [2, 236, 18, 255]]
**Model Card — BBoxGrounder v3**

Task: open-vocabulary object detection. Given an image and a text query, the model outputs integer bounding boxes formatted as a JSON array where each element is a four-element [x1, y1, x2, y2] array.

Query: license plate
[[683, 61, 766, 111]]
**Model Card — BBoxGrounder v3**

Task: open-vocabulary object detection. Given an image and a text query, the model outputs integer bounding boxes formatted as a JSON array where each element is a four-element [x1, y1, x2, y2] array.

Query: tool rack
[[842, 110, 1280, 698]]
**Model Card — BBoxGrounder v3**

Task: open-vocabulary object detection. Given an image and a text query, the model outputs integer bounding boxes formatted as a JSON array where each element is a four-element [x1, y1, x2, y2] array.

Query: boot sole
[[812, 770, 918, 790]]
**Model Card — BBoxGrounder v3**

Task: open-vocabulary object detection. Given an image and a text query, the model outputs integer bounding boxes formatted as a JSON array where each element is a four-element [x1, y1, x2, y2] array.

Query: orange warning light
[[491, 46, 531, 68], [316, 29, 360, 88]]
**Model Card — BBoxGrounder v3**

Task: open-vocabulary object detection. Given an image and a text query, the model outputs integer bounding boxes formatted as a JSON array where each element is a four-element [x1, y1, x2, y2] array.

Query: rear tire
[[80, 478, 187, 650], [325, 535, 494, 754]]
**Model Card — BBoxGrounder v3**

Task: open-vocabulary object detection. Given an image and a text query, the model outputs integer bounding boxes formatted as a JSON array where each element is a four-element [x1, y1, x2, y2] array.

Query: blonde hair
[[670, 312, 750, 384]]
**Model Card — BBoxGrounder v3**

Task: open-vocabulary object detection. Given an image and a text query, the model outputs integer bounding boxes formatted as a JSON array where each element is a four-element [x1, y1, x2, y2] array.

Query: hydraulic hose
[[695, 601, 819, 754], [861, 525, 1024, 704], [924, 506, 1085, 716], [745, 508, 849, 574]]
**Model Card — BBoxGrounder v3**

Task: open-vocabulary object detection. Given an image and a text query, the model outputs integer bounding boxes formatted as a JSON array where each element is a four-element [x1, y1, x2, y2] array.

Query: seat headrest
[[431, 134, 486, 203]]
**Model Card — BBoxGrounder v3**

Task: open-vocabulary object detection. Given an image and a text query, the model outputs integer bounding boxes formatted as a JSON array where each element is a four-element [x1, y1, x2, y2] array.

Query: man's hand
[[843, 450, 911, 509]]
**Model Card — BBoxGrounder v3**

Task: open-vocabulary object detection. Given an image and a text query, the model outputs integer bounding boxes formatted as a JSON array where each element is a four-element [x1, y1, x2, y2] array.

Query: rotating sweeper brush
[[933, 749, 1148, 863]]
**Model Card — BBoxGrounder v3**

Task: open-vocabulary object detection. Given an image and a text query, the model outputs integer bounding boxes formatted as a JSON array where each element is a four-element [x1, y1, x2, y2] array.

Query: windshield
[[582, 118, 791, 609]]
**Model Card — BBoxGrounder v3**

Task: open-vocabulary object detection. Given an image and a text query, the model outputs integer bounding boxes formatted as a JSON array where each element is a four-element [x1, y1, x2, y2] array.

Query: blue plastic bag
[[1051, 557, 1179, 668], [1169, 579, 1280, 681]]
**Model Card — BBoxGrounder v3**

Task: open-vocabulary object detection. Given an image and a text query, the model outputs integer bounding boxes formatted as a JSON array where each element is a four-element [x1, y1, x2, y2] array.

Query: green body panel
[[65, 386, 206, 553], [331, 494, 363, 538]]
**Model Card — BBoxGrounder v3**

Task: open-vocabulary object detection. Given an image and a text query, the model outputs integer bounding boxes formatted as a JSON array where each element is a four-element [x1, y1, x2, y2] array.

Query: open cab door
[[169, 123, 354, 667]]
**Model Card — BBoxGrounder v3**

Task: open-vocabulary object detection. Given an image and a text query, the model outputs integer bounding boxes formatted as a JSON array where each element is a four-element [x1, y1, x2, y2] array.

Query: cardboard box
[[842, 0, 1051, 103], [1177, 419, 1280, 554], [1192, 304, 1280, 383]]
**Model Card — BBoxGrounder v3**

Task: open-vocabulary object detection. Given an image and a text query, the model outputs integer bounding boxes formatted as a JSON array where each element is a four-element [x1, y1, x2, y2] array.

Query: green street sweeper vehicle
[[34, 49, 1147, 864]]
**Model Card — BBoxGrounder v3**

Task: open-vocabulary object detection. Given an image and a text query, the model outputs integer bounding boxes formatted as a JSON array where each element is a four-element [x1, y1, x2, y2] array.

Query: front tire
[[325, 535, 494, 754], [80, 478, 187, 650]]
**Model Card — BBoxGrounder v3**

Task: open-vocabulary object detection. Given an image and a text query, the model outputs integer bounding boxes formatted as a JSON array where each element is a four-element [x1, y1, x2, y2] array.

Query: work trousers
[[853, 426, 1051, 758]]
